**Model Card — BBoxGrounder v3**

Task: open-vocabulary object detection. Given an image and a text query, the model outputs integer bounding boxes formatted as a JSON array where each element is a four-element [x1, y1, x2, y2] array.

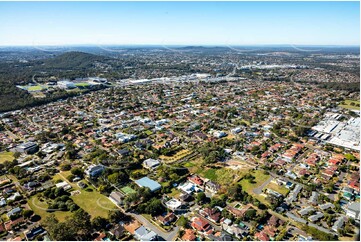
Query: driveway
[[253, 176, 273, 195]]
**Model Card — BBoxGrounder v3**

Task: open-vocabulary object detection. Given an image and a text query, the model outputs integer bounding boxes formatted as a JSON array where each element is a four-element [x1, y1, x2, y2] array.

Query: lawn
[[198, 167, 250, 186], [145, 130, 153, 136], [71, 188, 117, 218], [75, 82, 90, 87], [27, 85, 45, 91], [239, 170, 271, 194], [202, 168, 218, 181], [28, 196, 72, 222], [339, 100, 360, 110], [265, 181, 290, 196], [183, 162, 195, 168], [121, 186, 136, 195], [0, 151, 14, 164], [52, 172, 117, 218], [167, 188, 181, 198], [159, 149, 193, 163]]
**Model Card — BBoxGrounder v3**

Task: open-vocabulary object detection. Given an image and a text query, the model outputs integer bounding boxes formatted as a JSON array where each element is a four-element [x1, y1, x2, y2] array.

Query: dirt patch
[[124, 219, 141, 234]]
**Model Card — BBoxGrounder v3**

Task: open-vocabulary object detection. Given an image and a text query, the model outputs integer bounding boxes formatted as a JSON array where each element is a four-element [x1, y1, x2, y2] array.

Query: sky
[[0, 1, 359, 46]]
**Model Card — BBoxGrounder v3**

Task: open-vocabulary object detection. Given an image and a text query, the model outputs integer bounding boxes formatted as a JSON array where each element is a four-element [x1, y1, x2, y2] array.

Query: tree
[[244, 209, 256, 221], [145, 198, 164, 216], [71, 167, 84, 178], [92, 216, 108, 231], [42, 214, 76, 241], [108, 210, 127, 224], [70, 209, 92, 237], [108, 172, 127, 184], [177, 215, 189, 228], [60, 163, 71, 171], [196, 192, 206, 204]]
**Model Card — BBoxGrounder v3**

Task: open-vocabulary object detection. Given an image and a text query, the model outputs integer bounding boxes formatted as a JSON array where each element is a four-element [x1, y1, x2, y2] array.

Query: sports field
[[121, 186, 136, 195], [339, 100, 360, 110]]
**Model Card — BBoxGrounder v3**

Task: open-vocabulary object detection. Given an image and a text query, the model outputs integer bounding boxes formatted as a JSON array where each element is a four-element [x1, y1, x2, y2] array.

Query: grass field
[[265, 181, 290, 196], [239, 170, 270, 194], [71, 188, 117, 218], [75, 82, 91, 87], [159, 149, 193, 163], [199, 167, 250, 186], [27, 85, 46, 91], [121, 186, 136, 195], [339, 100, 360, 110], [202, 169, 218, 181], [52, 172, 117, 218], [0, 151, 14, 164], [28, 196, 72, 222]]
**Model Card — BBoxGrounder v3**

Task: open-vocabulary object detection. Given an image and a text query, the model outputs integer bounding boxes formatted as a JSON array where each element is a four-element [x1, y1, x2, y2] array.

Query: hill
[[41, 51, 110, 69]]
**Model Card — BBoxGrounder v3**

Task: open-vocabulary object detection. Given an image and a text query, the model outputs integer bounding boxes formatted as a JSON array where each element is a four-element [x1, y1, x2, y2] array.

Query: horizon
[[0, 1, 359, 46], [0, 44, 360, 48]]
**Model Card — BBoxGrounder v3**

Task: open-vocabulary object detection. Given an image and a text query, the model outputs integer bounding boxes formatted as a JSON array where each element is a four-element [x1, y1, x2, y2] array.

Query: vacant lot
[[0, 151, 14, 164], [239, 170, 270, 193], [199, 167, 250, 186], [339, 100, 360, 110], [265, 180, 290, 196], [159, 149, 193, 163]]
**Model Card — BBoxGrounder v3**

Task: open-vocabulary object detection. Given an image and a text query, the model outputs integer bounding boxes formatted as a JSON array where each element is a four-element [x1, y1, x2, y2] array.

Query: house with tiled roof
[[188, 175, 204, 187], [199, 207, 221, 223], [191, 217, 213, 234], [255, 231, 269, 241], [181, 229, 197, 241]]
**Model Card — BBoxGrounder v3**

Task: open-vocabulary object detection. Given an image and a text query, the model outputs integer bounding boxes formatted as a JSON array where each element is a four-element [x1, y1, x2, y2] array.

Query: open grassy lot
[[52, 172, 117, 218], [202, 168, 217, 181], [159, 149, 193, 163], [239, 170, 271, 206], [0, 151, 14, 163], [28, 196, 72, 222], [199, 167, 250, 186], [71, 187, 117, 218], [265, 180, 290, 196], [339, 100, 360, 110], [239, 170, 270, 193]]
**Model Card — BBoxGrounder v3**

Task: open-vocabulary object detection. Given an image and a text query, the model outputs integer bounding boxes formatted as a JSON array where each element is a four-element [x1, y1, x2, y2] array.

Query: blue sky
[[0, 1, 359, 46]]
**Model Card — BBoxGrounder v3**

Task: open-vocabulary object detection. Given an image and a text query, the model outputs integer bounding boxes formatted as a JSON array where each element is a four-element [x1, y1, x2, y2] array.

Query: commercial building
[[16, 142, 38, 154]]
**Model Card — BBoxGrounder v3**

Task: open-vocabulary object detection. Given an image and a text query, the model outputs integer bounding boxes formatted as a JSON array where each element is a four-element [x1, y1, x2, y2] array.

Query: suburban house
[[191, 217, 213, 235], [346, 202, 360, 220], [157, 212, 176, 226], [85, 164, 104, 177], [200, 207, 221, 223], [143, 158, 160, 170], [134, 226, 157, 241], [109, 191, 124, 206]]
